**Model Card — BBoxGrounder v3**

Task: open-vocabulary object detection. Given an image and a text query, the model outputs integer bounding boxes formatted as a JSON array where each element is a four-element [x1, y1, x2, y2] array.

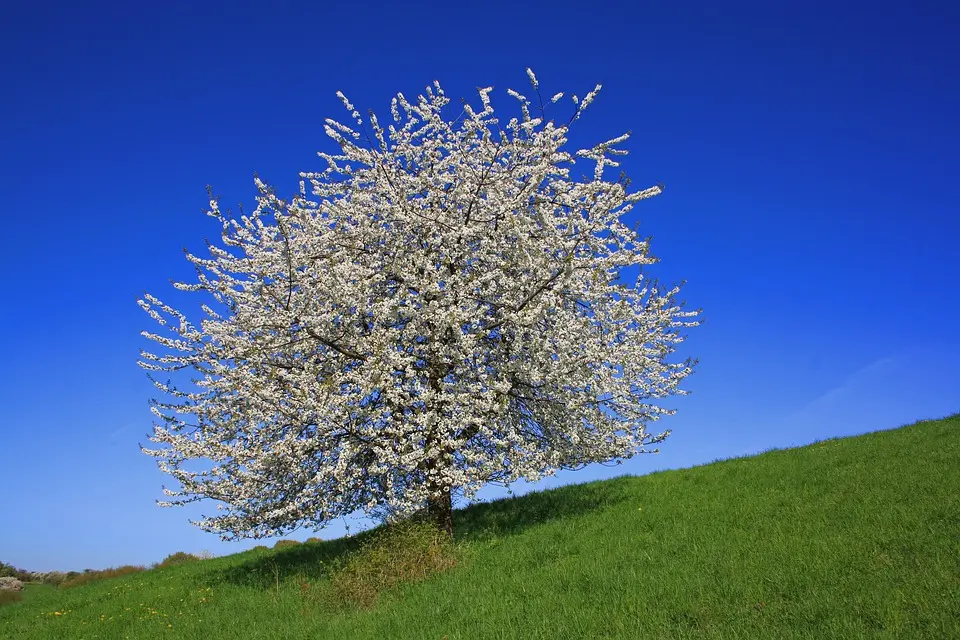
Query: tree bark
[[426, 485, 454, 537], [423, 358, 455, 538]]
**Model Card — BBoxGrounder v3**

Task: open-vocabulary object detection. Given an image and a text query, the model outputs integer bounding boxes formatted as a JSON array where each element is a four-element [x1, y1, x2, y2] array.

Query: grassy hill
[[3, 414, 958, 639]]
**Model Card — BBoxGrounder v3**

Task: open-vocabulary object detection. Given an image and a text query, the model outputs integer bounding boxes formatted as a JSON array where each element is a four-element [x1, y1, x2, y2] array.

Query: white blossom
[[526, 68, 539, 88], [139, 70, 699, 539]]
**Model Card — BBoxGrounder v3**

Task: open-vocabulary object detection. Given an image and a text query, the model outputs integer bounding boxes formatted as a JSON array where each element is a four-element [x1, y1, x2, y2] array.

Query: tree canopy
[[139, 70, 699, 537]]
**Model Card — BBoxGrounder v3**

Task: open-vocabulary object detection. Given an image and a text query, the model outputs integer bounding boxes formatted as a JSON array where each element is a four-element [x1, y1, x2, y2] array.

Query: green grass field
[[3, 414, 958, 639]]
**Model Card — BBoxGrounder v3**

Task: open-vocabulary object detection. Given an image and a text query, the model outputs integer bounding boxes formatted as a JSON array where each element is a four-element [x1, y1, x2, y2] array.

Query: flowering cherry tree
[[139, 70, 699, 538]]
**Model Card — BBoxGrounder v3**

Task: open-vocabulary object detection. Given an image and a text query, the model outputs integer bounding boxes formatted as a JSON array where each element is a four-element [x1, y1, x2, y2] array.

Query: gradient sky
[[1, 1, 957, 572]]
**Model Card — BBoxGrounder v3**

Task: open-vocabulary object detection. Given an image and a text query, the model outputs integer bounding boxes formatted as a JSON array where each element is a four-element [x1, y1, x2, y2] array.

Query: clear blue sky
[[1, 0, 957, 573]]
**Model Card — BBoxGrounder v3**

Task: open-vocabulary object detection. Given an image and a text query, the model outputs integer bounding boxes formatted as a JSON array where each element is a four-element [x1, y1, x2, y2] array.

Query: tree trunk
[[426, 485, 454, 537]]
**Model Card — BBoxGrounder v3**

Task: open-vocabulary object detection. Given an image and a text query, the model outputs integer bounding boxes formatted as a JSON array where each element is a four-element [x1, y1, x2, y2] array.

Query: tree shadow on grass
[[453, 474, 637, 543], [208, 536, 367, 590], [211, 474, 637, 590]]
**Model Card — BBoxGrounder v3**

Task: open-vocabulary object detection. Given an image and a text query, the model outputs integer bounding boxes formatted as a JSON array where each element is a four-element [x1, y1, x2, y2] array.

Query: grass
[[1, 413, 958, 639]]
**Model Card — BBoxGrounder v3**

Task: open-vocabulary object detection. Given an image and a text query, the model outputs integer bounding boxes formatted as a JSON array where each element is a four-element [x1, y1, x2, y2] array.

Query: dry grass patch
[[60, 565, 146, 589], [273, 539, 301, 549], [154, 552, 200, 569], [0, 590, 22, 607], [320, 518, 457, 609]]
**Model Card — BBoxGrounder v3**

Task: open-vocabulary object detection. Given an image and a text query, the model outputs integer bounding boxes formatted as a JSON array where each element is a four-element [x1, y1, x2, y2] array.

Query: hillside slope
[[3, 413, 958, 639]]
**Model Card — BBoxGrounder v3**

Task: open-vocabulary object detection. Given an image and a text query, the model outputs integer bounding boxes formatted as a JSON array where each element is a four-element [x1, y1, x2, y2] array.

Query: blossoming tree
[[139, 70, 699, 538]]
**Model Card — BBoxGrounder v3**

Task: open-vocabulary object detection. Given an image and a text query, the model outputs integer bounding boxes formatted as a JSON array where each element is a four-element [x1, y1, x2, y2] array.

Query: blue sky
[[1, 0, 957, 572]]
